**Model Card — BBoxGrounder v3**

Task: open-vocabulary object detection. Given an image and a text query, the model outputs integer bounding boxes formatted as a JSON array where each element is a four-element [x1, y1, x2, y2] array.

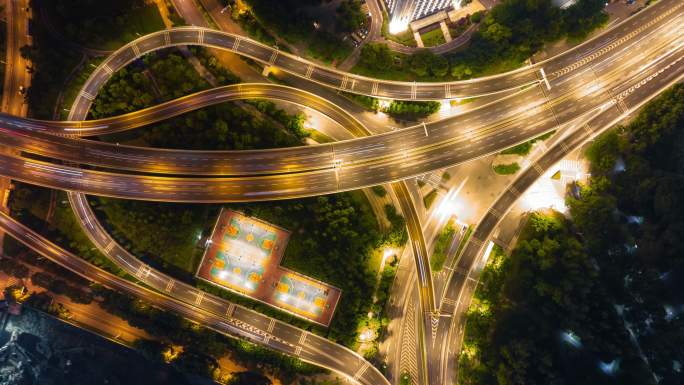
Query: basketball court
[[196, 209, 341, 326]]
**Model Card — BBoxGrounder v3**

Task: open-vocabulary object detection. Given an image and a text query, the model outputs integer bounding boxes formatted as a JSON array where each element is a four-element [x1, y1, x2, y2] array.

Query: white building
[[385, 0, 458, 33]]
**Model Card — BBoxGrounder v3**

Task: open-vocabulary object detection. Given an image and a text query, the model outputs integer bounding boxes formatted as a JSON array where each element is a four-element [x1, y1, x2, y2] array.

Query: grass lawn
[[389, 29, 417, 47], [44, 1, 165, 51], [421, 28, 446, 47], [431, 220, 456, 271], [423, 189, 438, 209], [493, 162, 521, 175], [350, 61, 414, 81], [107, 4, 166, 50]]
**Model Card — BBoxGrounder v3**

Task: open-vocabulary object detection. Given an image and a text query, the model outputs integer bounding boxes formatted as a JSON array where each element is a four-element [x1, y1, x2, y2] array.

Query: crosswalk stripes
[[197, 29, 204, 45], [533, 164, 545, 175], [164, 279, 175, 293], [353, 362, 370, 380], [305, 64, 314, 79], [80, 91, 95, 101], [104, 241, 116, 253], [131, 44, 141, 57], [444, 83, 451, 99], [135, 264, 149, 279], [102, 63, 113, 75], [294, 346, 302, 356], [469, 236, 483, 248], [371, 81, 379, 95], [195, 291, 204, 305], [226, 303, 236, 318], [231, 37, 241, 52], [298, 331, 307, 345], [340, 75, 348, 90], [560, 142, 571, 154], [509, 185, 521, 197], [488, 207, 502, 219], [268, 50, 278, 65], [267, 319, 275, 333], [164, 31, 170, 46], [411, 82, 417, 99]]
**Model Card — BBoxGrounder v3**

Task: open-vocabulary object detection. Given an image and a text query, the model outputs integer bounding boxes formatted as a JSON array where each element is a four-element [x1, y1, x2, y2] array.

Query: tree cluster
[[242, 0, 352, 63], [450, 0, 608, 79], [30, 271, 94, 304], [566, 84, 684, 383], [85, 47, 396, 348], [360, 0, 608, 81], [384, 204, 409, 247], [0, 256, 30, 279], [460, 213, 651, 385], [383, 100, 440, 120], [460, 84, 684, 385], [95, 286, 323, 382], [44, 0, 164, 50], [337, 0, 367, 33]]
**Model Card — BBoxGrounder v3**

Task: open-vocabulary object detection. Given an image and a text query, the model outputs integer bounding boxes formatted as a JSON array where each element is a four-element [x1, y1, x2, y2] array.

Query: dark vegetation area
[[357, 0, 608, 80], [5, 238, 322, 383], [459, 84, 684, 385], [41, 0, 164, 50], [226, 0, 354, 64], [91, 50, 307, 150], [83, 50, 407, 349], [342, 90, 441, 120], [384, 100, 441, 120]]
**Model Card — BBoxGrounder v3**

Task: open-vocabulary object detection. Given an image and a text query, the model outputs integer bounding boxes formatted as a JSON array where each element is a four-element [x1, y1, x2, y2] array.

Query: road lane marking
[[340, 75, 348, 89], [539, 68, 551, 90], [231, 37, 241, 52], [353, 362, 370, 380], [533, 164, 545, 175], [226, 303, 236, 318], [104, 241, 116, 253], [268, 49, 278, 65], [488, 207, 502, 218], [80, 91, 95, 101], [298, 331, 307, 345], [164, 279, 175, 293]]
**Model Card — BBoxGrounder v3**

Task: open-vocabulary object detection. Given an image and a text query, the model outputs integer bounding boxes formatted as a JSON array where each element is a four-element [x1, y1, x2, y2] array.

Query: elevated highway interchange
[[0, 0, 682, 384]]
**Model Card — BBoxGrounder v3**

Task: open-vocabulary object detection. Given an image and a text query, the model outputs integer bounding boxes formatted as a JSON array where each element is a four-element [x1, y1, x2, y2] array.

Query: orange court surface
[[196, 209, 341, 326]]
